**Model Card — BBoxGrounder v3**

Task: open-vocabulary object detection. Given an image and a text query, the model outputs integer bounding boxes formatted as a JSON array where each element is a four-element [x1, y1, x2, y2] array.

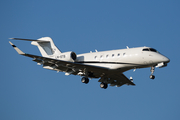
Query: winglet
[[9, 41, 25, 55]]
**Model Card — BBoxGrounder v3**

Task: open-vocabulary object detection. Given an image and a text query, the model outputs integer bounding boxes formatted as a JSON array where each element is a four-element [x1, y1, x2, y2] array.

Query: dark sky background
[[1, 0, 180, 120]]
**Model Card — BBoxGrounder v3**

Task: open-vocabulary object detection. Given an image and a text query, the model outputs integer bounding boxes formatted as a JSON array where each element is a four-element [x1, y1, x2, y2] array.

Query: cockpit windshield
[[142, 48, 158, 53]]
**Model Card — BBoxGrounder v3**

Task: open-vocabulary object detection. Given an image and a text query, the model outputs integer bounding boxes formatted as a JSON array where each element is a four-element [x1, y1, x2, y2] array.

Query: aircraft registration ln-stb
[[9, 37, 170, 89]]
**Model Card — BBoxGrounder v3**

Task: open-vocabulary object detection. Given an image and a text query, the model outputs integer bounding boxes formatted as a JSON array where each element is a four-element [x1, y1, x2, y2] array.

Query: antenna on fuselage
[[95, 49, 98, 52], [126, 46, 129, 49]]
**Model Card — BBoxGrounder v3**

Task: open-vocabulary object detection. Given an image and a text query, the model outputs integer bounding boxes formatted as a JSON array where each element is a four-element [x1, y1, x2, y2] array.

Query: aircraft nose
[[163, 56, 170, 63]]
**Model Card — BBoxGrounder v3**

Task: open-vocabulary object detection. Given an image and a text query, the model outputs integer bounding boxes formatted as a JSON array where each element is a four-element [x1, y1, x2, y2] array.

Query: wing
[[9, 41, 109, 77], [9, 41, 135, 87]]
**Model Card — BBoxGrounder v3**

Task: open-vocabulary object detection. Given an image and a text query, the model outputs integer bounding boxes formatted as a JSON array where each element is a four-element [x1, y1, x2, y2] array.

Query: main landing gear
[[81, 77, 89, 84], [150, 67, 155, 79], [81, 77, 108, 89], [100, 82, 108, 89]]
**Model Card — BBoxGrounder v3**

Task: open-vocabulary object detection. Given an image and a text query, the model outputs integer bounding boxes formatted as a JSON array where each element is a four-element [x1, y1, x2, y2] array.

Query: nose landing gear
[[150, 67, 155, 79]]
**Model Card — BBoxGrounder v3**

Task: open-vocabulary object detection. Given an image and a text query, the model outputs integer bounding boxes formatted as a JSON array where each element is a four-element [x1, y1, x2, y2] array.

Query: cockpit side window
[[149, 48, 158, 52], [142, 48, 158, 53], [142, 48, 149, 51]]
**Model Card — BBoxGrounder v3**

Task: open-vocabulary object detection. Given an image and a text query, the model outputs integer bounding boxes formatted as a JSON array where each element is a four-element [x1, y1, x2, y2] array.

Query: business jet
[[9, 37, 170, 89]]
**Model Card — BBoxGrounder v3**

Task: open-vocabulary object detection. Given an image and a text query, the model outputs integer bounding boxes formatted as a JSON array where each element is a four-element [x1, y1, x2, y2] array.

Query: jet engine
[[58, 51, 77, 62]]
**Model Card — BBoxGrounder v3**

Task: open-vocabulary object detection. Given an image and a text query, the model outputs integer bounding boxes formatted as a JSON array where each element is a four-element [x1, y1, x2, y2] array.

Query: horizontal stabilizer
[[9, 38, 49, 42]]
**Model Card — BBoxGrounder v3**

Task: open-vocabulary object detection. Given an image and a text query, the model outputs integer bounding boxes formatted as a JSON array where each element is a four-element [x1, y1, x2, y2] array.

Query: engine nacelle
[[58, 51, 77, 62]]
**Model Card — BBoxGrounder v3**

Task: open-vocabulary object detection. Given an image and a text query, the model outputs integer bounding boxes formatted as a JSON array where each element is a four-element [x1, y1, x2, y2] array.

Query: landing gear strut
[[81, 77, 89, 84], [100, 82, 108, 89], [150, 67, 155, 79]]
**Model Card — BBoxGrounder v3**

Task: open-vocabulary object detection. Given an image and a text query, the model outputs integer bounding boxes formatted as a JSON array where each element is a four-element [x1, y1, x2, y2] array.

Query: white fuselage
[[76, 47, 169, 71]]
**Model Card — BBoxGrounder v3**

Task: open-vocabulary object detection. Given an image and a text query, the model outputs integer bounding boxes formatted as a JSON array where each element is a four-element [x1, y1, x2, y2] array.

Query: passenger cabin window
[[112, 54, 115, 57], [142, 48, 158, 53], [117, 53, 120, 57]]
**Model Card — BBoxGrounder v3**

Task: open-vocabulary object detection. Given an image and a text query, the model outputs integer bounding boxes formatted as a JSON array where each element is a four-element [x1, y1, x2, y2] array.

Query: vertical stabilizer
[[31, 37, 61, 57]]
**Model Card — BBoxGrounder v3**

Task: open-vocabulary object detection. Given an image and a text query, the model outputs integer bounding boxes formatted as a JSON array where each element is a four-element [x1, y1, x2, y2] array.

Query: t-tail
[[10, 37, 62, 57], [31, 37, 61, 57]]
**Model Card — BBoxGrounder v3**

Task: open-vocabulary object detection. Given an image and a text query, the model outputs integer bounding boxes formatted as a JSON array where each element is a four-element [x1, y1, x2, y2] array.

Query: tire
[[150, 75, 155, 79], [100, 82, 108, 89], [81, 77, 89, 84]]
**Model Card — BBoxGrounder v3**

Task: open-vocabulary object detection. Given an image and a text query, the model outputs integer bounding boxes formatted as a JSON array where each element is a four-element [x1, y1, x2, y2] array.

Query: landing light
[[156, 62, 167, 68]]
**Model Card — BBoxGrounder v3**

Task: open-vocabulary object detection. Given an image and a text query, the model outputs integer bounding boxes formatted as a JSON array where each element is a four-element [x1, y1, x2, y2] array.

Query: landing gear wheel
[[100, 82, 108, 89], [150, 75, 155, 79], [81, 77, 89, 84]]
